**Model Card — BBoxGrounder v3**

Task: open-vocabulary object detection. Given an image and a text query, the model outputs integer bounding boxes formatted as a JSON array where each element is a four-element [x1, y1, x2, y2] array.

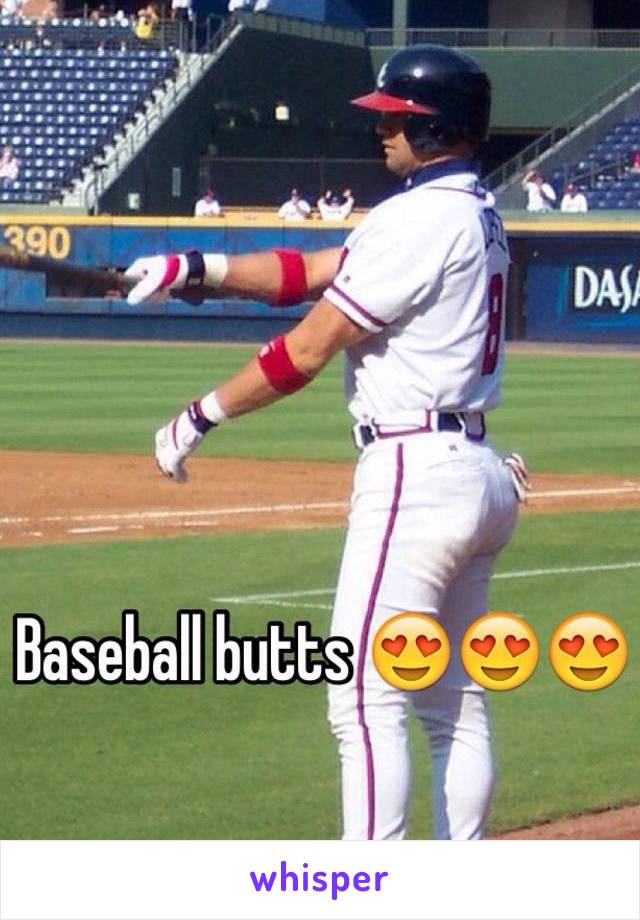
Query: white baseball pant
[[327, 429, 518, 840]]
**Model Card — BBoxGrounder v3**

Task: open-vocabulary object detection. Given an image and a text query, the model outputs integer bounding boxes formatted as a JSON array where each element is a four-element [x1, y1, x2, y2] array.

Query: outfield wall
[[508, 216, 640, 343], [1, 213, 639, 343], [0, 214, 348, 341]]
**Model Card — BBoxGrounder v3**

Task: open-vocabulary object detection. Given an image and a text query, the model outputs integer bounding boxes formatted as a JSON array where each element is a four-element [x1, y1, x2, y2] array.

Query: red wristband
[[272, 248, 308, 306], [258, 336, 310, 394]]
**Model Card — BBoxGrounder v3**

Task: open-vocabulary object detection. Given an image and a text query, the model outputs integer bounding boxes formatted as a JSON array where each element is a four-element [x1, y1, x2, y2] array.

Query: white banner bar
[[1, 840, 639, 920]]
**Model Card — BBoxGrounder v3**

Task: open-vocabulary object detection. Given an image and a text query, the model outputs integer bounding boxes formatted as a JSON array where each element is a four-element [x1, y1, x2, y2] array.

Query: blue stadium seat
[[0, 39, 178, 201]]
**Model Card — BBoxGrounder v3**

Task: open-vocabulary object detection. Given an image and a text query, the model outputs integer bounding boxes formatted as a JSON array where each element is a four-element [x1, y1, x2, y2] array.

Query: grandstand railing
[[210, 10, 366, 50], [366, 27, 640, 48], [558, 153, 638, 199], [79, 15, 239, 211], [485, 61, 640, 191]]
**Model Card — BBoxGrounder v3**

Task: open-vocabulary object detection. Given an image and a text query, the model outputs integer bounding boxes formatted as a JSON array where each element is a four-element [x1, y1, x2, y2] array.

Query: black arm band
[[188, 400, 216, 434], [185, 250, 205, 288]]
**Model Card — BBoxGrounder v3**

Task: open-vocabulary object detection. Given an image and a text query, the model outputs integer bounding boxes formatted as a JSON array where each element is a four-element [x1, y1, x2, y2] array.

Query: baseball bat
[[0, 244, 220, 302]]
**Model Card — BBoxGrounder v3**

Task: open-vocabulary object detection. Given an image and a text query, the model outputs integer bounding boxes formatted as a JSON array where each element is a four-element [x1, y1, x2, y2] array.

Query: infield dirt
[[1, 450, 640, 548]]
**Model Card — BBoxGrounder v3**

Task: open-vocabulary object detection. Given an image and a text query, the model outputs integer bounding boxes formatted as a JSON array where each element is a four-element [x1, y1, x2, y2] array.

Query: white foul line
[[493, 559, 640, 579], [215, 587, 335, 603], [67, 526, 121, 535], [213, 559, 640, 606], [0, 484, 639, 531], [0, 501, 347, 527], [531, 486, 640, 499]]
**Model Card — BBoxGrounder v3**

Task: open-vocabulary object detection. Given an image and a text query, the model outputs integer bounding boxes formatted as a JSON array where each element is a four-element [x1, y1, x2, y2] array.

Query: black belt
[[353, 412, 485, 449]]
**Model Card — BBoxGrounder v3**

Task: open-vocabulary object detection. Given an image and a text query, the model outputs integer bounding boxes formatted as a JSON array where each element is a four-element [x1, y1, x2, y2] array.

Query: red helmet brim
[[350, 90, 437, 114]]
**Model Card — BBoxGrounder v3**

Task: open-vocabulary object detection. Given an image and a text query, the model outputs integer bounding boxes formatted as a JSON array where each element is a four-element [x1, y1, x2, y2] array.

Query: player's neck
[[404, 155, 477, 190], [397, 142, 475, 180]]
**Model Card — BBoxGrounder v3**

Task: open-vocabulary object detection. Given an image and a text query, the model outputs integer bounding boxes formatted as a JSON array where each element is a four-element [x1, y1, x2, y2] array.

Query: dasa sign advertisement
[[570, 264, 640, 314]]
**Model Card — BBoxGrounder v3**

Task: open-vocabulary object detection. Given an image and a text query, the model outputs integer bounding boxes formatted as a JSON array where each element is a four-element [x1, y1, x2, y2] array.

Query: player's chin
[[381, 148, 395, 169]]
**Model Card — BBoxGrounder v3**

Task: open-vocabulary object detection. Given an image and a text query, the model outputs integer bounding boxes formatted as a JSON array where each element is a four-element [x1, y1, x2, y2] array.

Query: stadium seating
[[0, 21, 178, 204], [551, 115, 640, 210]]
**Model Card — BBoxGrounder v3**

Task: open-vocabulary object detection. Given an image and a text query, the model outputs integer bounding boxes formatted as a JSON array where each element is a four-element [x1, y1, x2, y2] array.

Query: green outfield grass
[[0, 340, 637, 472], [1, 510, 638, 839]]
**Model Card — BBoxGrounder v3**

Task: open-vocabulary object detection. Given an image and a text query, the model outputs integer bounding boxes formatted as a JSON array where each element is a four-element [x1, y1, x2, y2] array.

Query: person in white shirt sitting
[[560, 182, 588, 213], [0, 145, 20, 185], [278, 188, 311, 221], [194, 189, 222, 218], [522, 169, 557, 212]]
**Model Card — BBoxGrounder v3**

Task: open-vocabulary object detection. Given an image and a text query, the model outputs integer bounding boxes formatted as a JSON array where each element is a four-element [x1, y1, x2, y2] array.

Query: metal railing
[[228, 10, 365, 47], [366, 27, 640, 48], [561, 153, 634, 192], [485, 61, 640, 191], [80, 15, 237, 210]]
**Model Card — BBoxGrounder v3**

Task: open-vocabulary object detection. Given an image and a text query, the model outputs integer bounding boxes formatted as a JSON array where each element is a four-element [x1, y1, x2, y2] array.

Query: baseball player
[[125, 44, 526, 840]]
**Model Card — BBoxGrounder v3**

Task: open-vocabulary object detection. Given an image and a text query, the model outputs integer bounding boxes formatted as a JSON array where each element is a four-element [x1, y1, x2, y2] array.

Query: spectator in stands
[[194, 189, 223, 218], [317, 190, 341, 220], [1, 0, 26, 16], [278, 188, 311, 221], [522, 169, 557, 212], [135, 2, 159, 40], [89, 3, 107, 21], [341, 187, 355, 217], [560, 182, 588, 213], [317, 188, 354, 221], [170, 0, 192, 48], [171, 0, 192, 25], [0, 145, 20, 186], [630, 152, 640, 174]]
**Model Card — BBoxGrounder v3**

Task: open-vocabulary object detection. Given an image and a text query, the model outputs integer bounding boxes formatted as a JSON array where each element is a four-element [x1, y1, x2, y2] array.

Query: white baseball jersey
[[324, 166, 509, 422], [325, 160, 519, 841]]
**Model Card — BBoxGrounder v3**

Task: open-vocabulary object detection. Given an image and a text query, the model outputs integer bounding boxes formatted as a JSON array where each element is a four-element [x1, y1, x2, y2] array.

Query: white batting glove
[[154, 400, 216, 484], [503, 452, 531, 504], [125, 251, 205, 306]]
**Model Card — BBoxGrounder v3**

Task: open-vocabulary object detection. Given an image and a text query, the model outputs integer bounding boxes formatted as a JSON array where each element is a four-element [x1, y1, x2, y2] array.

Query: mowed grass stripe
[[0, 509, 638, 838], [0, 341, 637, 471]]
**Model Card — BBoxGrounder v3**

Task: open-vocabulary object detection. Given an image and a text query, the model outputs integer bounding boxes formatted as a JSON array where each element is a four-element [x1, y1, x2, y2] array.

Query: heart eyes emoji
[[416, 635, 442, 657], [373, 613, 450, 690], [461, 612, 539, 691], [470, 635, 495, 657], [593, 635, 619, 657], [469, 634, 530, 658], [558, 634, 619, 658], [550, 612, 627, 690], [559, 635, 584, 657], [381, 634, 441, 658], [381, 635, 406, 657]]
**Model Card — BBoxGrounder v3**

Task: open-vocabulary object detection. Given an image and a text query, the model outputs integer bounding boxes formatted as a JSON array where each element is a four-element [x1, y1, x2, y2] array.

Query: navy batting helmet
[[351, 44, 491, 153]]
